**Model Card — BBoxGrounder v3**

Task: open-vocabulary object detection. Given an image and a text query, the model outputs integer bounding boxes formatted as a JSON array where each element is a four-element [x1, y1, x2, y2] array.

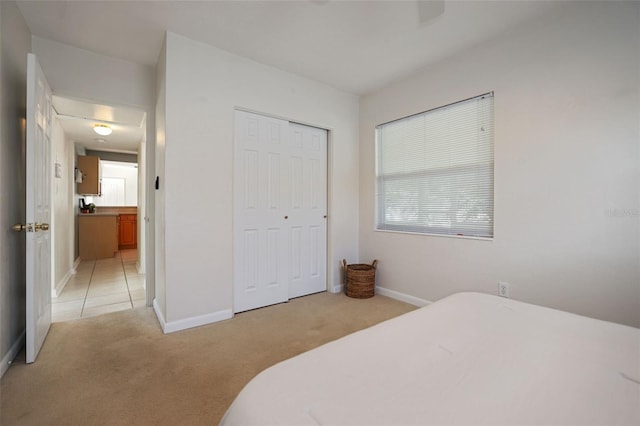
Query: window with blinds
[[375, 93, 494, 238]]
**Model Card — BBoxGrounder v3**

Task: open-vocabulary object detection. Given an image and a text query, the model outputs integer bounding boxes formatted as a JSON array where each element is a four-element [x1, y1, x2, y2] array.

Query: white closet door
[[233, 111, 290, 313], [233, 111, 327, 313], [287, 123, 327, 299]]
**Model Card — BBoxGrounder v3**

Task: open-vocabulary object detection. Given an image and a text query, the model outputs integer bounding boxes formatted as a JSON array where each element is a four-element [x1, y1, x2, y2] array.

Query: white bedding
[[221, 292, 640, 425]]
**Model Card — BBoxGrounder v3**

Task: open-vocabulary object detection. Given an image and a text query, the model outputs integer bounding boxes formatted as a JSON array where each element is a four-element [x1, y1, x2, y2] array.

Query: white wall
[[154, 38, 167, 319], [359, 2, 640, 327], [52, 117, 75, 296], [156, 32, 359, 329], [0, 0, 31, 376], [32, 37, 154, 109]]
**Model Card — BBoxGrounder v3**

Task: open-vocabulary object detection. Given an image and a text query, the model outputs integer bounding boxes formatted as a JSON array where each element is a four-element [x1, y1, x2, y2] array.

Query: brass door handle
[[35, 223, 50, 231], [12, 223, 26, 232], [13, 223, 49, 232]]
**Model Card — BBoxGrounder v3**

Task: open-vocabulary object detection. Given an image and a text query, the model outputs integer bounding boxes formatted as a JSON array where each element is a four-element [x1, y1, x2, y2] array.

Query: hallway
[[52, 250, 145, 322]]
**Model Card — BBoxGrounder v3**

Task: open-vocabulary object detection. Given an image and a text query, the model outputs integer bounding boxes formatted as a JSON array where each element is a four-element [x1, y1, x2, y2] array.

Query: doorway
[[233, 110, 328, 313], [50, 95, 149, 321]]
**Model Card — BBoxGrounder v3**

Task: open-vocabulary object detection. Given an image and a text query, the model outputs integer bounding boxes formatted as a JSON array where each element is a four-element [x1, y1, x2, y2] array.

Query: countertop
[[94, 206, 138, 215], [79, 212, 119, 216]]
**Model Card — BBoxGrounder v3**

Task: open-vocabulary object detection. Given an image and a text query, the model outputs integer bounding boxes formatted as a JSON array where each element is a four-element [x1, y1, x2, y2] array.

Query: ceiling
[[53, 96, 146, 154], [20, 1, 567, 153], [16, 0, 567, 96]]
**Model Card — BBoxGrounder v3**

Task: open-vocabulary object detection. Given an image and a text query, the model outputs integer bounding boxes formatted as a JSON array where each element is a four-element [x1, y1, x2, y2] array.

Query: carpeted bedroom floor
[[0, 292, 416, 425]]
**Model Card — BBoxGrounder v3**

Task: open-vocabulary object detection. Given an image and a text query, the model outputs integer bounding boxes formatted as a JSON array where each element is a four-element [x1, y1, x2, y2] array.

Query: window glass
[[375, 93, 494, 238], [93, 161, 138, 206]]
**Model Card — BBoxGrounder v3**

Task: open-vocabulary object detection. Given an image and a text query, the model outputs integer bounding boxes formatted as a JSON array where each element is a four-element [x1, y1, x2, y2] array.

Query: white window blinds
[[375, 93, 494, 238]]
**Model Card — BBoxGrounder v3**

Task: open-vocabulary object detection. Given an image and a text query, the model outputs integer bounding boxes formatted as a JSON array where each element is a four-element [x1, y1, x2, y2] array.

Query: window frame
[[374, 92, 494, 240]]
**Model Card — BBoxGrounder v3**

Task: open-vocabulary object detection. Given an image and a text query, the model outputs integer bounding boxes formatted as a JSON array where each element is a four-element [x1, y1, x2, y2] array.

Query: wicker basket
[[342, 259, 377, 299]]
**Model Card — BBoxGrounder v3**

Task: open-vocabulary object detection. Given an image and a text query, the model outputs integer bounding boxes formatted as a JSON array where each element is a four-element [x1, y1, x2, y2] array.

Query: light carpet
[[1, 292, 416, 425]]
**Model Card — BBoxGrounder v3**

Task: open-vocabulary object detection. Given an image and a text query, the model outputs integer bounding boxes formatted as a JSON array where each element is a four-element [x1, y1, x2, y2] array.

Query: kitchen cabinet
[[77, 155, 100, 195], [78, 214, 117, 260], [118, 214, 137, 249]]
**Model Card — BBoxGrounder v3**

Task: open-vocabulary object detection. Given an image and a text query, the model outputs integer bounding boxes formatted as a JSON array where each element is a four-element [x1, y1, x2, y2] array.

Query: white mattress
[[221, 292, 640, 425]]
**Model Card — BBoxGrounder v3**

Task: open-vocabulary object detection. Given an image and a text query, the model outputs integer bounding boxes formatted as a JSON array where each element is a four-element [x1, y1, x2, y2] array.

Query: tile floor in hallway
[[52, 249, 146, 322]]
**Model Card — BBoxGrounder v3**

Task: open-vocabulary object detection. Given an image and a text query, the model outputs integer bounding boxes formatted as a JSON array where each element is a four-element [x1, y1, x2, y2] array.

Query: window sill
[[373, 228, 493, 241]]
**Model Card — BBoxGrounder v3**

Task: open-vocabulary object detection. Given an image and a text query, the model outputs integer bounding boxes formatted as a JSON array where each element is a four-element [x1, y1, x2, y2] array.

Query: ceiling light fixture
[[94, 124, 112, 136]]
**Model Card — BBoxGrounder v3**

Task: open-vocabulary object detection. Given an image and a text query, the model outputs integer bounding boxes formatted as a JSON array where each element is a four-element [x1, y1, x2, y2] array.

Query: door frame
[[46, 94, 154, 309]]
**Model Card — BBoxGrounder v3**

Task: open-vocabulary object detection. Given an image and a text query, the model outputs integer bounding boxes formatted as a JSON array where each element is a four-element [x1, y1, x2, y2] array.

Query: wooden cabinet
[[118, 214, 137, 249], [78, 215, 118, 260], [77, 155, 100, 195]]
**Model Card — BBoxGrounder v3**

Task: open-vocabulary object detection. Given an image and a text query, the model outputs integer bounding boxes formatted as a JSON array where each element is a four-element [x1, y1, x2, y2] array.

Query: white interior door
[[25, 53, 53, 363], [287, 123, 327, 299], [234, 111, 291, 313], [233, 111, 327, 313]]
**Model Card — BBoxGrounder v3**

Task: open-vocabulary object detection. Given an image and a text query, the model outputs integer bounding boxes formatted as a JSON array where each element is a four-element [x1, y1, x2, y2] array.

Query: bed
[[221, 292, 640, 425]]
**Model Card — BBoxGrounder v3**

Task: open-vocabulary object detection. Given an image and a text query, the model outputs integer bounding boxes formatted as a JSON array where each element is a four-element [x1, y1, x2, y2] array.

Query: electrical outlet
[[498, 282, 510, 298]]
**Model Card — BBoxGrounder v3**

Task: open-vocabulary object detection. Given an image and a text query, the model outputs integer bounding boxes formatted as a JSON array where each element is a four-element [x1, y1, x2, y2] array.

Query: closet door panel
[[287, 123, 327, 299], [233, 111, 290, 313]]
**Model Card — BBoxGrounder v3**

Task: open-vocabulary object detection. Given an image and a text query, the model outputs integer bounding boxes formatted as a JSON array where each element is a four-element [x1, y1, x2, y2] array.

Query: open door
[[24, 53, 53, 363]]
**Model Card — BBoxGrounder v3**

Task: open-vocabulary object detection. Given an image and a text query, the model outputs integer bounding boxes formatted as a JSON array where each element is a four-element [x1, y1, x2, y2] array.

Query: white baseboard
[[136, 261, 144, 275], [1, 330, 25, 378], [52, 266, 76, 298], [152, 299, 166, 330], [153, 299, 233, 334], [330, 284, 343, 294], [376, 286, 431, 307]]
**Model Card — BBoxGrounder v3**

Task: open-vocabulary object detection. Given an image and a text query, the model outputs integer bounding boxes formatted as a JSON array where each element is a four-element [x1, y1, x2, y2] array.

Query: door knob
[[12, 223, 26, 232], [35, 223, 50, 231], [13, 223, 49, 232]]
